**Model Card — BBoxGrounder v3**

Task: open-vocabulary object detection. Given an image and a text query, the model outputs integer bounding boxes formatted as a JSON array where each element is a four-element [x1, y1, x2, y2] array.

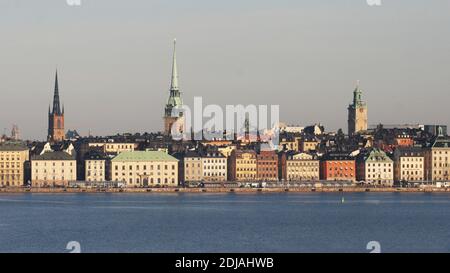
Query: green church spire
[[165, 39, 183, 117]]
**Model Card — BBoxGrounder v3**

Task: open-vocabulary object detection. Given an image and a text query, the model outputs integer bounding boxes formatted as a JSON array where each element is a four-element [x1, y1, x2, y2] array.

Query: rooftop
[[0, 142, 29, 152], [112, 151, 178, 162], [32, 151, 75, 161]]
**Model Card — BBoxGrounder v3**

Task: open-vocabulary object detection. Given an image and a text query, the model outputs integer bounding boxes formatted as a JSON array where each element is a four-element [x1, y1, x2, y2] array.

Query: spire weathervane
[[52, 69, 61, 115], [170, 38, 179, 91]]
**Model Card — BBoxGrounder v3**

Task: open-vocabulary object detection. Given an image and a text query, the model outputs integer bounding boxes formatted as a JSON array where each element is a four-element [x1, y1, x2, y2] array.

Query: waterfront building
[[0, 142, 29, 187], [424, 137, 450, 181], [320, 152, 356, 182], [48, 71, 65, 142], [31, 151, 76, 187], [393, 147, 425, 183], [347, 82, 368, 136], [163, 39, 184, 136], [356, 148, 394, 186], [228, 150, 257, 181], [202, 150, 227, 182], [256, 150, 279, 181], [183, 151, 203, 183], [111, 151, 178, 187], [279, 151, 320, 182], [84, 151, 109, 182]]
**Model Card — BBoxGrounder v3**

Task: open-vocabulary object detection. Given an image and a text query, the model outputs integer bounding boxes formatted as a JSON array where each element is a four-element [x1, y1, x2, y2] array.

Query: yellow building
[[111, 151, 178, 187], [0, 142, 29, 187], [31, 151, 76, 187], [299, 138, 319, 153], [425, 137, 450, 181], [278, 137, 299, 152], [393, 147, 424, 182], [286, 152, 320, 181], [229, 150, 257, 181], [184, 152, 203, 182]]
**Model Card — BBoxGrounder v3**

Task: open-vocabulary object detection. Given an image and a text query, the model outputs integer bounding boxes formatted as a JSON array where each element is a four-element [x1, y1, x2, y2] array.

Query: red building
[[256, 150, 279, 181], [320, 152, 356, 182]]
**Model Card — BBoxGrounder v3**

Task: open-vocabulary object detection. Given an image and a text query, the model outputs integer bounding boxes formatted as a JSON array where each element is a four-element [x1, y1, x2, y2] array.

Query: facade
[[84, 151, 109, 182], [111, 151, 178, 187], [284, 152, 320, 181], [256, 150, 279, 181], [278, 136, 299, 151], [228, 150, 257, 181], [0, 142, 30, 187], [425, 137, 450, 181], [320, 152, 356, 182], [31, 151, 76, 187], [183, 151, 203, 183], [347, 83, 368, 136], [88, 142, 135, 154], [356, 149, 394, 186], [202, 151, 227, 182], [48, 71, 65, 142], [299, 137, 319, 153], [393, 147, 425, 183], [163, 39, 184, 136]]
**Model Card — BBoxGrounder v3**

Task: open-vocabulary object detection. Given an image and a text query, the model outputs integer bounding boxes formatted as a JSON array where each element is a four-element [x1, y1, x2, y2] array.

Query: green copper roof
[[351, 81, 366, 108], [112, 151, 178, 162], [165, 39, 183, 116], [364, 149, 392, 163]]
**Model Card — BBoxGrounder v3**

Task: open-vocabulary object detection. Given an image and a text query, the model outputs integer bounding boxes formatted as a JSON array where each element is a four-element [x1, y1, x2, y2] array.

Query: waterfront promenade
[[1, 186, 449, 194]]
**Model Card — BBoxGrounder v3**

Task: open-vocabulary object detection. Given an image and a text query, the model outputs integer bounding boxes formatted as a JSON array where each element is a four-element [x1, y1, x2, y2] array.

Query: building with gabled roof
[[31, 151, 76, 187], [356, 148, 393, 186]]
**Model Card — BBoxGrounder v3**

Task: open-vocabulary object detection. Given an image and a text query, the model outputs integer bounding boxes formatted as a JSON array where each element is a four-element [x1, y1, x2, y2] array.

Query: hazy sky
[[1, 0, 449, 140]]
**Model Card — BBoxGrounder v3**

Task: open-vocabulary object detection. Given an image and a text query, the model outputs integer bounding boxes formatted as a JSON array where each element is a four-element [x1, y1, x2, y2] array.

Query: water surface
[[0, 192, 449, 253]]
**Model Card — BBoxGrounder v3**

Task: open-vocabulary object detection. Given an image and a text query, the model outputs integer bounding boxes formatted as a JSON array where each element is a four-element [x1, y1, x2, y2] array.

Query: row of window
[[288, 168, 319, 172], [0, 175, 21, 181], [114, 164, 176, 171], [116, 177, 175, 184], [34, 162, 74, 166], [114, 172, 176, 177], [367, 163, 392, 167], [34, 169, 74, 173], [34, 176, 75, 181]]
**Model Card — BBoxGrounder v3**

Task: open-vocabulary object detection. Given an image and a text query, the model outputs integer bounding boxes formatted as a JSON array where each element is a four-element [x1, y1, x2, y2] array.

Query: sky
[[1, 0, 449, 140]]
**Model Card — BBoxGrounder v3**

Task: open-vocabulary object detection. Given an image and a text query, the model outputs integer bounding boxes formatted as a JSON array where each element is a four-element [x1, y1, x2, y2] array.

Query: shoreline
[[1, 187, 449, 194]]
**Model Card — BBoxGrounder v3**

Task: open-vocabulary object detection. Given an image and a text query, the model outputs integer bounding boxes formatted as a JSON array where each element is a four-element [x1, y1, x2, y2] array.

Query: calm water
[[0, 192, 450, 253]]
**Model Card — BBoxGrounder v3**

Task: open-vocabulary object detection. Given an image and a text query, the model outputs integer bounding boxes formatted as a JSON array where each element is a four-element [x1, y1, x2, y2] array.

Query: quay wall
[[1, 187, 449, 194]]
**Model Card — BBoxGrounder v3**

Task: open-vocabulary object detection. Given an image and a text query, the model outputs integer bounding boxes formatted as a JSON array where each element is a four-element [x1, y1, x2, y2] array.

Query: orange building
[[320, 152, 356, 182], [256, 150, 279, 181], [394, 133, 414, 147]]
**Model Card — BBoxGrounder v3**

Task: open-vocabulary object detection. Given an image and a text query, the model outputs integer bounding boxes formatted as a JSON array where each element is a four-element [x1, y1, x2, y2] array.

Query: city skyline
[[1, 0, 450, 140]]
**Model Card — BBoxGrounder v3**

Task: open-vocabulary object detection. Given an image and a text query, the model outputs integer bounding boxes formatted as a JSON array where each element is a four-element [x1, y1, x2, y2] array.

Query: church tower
[[48, 70, 65, 142], [347, 81, 368, 136], [163, 39, 184, 136]]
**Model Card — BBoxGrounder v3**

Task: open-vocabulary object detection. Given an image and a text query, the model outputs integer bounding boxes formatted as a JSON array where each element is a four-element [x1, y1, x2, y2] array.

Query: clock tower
[[347, 81, 368, 136]]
